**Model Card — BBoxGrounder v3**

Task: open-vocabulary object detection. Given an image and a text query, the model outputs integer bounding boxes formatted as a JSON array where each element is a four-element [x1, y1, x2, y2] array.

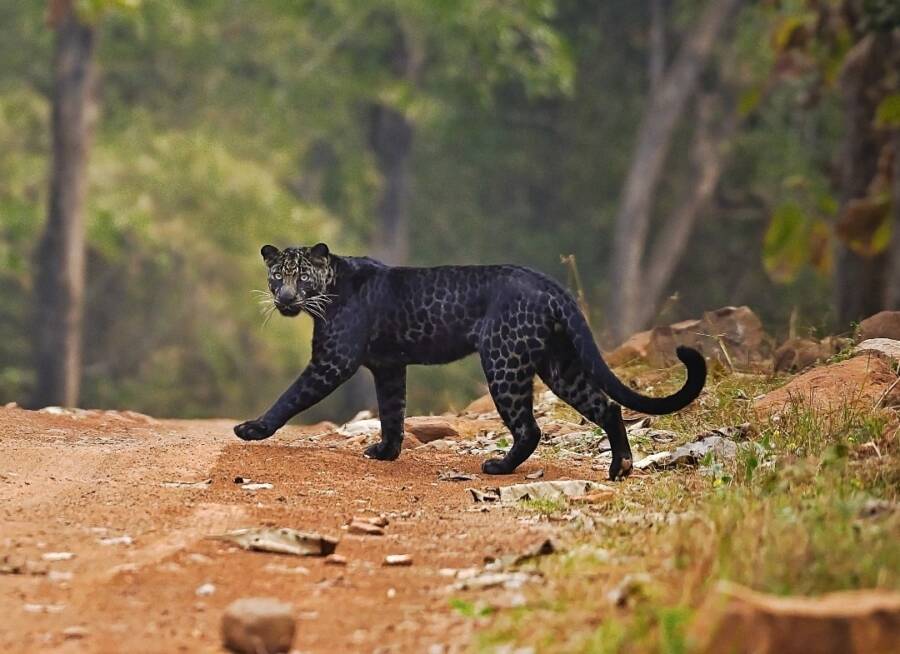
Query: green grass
[[471, 366, 900, 653]]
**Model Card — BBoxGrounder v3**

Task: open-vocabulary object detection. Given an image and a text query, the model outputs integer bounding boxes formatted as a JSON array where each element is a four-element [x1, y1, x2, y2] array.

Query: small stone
[[383, 554, 412, 567], [241, 483, 274, 491], [196, 582, 216, 596], [99, 535, 133, 546], [353, 515, 388, 527], [525, 469, 544, 480], [221, 597, 295, 654], [347, 520, 384, 536], [62, 626, 89, 639], [324, 554, 347, 566], [41, 551, 75, 562], [415, 438, 454, 450], [3, 401, 17, 409]]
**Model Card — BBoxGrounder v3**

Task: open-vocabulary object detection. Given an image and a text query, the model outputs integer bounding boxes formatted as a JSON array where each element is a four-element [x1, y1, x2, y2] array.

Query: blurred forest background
[[1, 0, 898, 421]]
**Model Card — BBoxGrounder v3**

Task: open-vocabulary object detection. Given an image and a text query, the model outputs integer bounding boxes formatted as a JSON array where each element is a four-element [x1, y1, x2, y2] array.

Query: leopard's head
[[259, 243, 336, 319]]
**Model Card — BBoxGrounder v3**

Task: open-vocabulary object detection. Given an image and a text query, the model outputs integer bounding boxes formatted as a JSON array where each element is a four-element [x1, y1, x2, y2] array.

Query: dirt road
[[0, 406, 594, 653]]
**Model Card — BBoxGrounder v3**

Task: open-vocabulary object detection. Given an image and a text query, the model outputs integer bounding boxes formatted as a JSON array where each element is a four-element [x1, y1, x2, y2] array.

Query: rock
[[404, 417, 460, 443], [324, 554, 347, 566], [401, 433, 423, 450], [859, 310, 900, 341], [694, 582, 900, 654], [755, 355, 900, 417], [4, 401, 17, 409], [241, 483, 274, 491], [336, 418, 381, 437], [221, 598, 296, 654], [196, 582, 216, 596], [438, 469, 478, 482], [383, 554, 412, 567], [414, 438, 454, 450], [608, 306, 770, 370], [854, 337, 900, 361], [353, 515, 389, 527], [347, 520, 384, 536], [605, 330, 653, 367], [207, 528, 338, 557], [462, 393, 496, 415], [774, 337, 839, 373], [41, 552, 75, 562], [62, 626, 89, 639], [468, 487, 501, 503], [525, 469, 544, 480], [633, 451, 674, 471], [98, 535, 133, 546]]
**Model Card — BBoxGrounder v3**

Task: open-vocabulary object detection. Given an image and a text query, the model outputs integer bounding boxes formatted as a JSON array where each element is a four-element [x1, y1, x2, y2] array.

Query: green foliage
[[875, 92, 900, 127], [763, 201, 831, 283]]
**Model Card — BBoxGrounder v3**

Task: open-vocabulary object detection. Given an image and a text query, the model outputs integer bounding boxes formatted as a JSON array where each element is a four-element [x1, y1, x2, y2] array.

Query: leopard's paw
[[234, 419, 276, 441], [608, 456, 633, 481], [364, 441, 401, 461], [481, 457, 515, 475]]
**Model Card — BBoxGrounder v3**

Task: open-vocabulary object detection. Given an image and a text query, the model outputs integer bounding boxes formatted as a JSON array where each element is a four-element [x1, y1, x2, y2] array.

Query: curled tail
[[560, 302, 706, 415]]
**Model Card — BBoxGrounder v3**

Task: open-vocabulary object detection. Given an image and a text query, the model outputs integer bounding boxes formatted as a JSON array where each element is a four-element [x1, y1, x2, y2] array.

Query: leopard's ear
[[261, 244, 280, 266], [310, 242, 330, 265]]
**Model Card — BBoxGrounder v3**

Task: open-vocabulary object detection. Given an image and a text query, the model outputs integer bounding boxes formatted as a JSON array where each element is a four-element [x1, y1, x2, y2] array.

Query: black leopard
[[234, 243, 707, 480]]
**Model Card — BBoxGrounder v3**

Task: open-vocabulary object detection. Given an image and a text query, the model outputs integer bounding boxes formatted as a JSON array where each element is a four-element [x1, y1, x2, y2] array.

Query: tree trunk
[[648, 0, 666, 94], [833, 33, 892, 327], [607, 0, 743, 342], [368, 21, 423, 266], [31, 1, 97, 408], [635, 93, 738, 328], [885, 133, 900, 308], [369, 104, 414, 265]]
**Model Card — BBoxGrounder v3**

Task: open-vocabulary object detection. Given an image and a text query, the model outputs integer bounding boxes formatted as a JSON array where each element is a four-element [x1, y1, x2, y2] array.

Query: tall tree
[[607, 0, 743, 342], [833, 29, 896, 324], [32, 0, 98, 407], [368, 16, 423, 266]]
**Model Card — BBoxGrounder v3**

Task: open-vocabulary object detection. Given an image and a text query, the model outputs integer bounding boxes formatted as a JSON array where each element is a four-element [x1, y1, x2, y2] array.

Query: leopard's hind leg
[[478, 334, 541, 475], [537, 336, 633, 480]]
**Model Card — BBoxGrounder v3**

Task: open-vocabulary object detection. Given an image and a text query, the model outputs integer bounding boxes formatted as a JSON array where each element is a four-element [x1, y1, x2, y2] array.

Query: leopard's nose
[[275, 287, 296, 305]]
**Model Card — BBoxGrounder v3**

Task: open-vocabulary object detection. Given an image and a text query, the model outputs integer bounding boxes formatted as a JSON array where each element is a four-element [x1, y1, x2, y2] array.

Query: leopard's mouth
[[275, 302, 303, 317]]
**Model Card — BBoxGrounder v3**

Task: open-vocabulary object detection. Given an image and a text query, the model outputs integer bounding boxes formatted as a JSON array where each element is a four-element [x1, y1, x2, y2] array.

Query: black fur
[[234, 245, 707, 479]]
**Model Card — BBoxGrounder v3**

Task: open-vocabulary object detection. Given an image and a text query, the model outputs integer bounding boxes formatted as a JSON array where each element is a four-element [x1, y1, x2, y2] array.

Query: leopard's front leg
[[235, 307, 367, 441], [234, 362, 353, 440], [364, 364, 406, 461]]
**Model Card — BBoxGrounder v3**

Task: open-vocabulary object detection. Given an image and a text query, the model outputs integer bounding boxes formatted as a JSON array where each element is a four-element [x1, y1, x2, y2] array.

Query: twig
[[560, 254, 591, 326]]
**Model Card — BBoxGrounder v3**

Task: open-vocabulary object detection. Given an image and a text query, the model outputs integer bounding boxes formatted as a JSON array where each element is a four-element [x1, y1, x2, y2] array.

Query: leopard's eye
[[274, 273, 282, 280], [301, 274, 310, 282]]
